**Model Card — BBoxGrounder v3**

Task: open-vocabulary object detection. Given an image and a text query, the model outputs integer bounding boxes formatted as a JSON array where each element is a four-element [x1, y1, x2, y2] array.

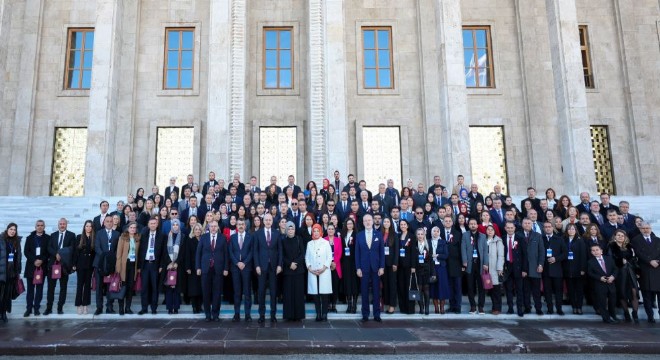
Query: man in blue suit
[[489, 198, 506, 230], [196, 221, 229, 322], [229, 219, 254, 322], [93, 216, 120, 315], [355, 214, 385, 322], [254, 214, 282, 323]]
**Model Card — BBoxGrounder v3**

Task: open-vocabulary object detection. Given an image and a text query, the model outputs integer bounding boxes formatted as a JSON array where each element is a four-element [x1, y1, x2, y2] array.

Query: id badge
[[384, 247, 390, 256], [399, 248, 405, 257], [546, 248, 553, 258], [418, 254, 424, 264], [129, 253, 136, 262], [148, 248, 155, 257], [344, 247, 350, 256], [472, 249, 478, 258], [568, 251, 574, 260], [8, 253, 14, 262], [36, 247, 41, 256]]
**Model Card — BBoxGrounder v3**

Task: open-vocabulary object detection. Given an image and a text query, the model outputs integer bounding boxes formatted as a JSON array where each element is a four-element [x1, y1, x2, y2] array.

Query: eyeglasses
[[171, 213, 178, 216], [327, 204, 335, 206], [415, 212, 424, 215], [291, 202, 298, 205]]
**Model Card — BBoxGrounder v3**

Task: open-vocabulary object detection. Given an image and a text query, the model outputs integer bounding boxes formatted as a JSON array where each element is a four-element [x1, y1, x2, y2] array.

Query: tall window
[[64, 29, 94, 89], [579, 25, 595, 89], [362, 27, 393, 89], [164, 28, 194, 89], [263, 28, 293, 89], [462, 26, 494, 88]]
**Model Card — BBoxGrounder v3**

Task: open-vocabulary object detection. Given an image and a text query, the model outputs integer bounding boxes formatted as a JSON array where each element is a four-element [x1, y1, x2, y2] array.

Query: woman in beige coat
[[115, 222, 141, 315], [485, 225, 504, 315]]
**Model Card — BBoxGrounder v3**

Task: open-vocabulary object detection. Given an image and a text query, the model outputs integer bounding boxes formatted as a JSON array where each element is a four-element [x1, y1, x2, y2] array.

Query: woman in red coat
[[324, 223, 342, 313]]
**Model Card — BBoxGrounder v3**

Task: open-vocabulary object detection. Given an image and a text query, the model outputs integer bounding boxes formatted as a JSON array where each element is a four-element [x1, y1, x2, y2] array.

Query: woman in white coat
[[305, 224, 333, 321], [485, 225, 505, 315]]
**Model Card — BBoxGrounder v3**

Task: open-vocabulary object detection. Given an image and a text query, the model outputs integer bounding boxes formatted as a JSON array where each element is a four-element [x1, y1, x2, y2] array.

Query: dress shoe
[[603, 318, 619, 324], [125, 309, 134, 315], [23, 310, 31, 317], [213, 317, 220, 322], [168, 310, 173, 315], [43, 309, 52, 316], [258, 316, 266, 323], [94, 308, 102, 316], [648, 318, 655, 324], [546, 309, 554, 315], [232, 314, 240, 322], [57, 307, 64, 315], [173, 309, 178, 314], [469, 307, 477, 314], [478, 308, 485, 315], [245, 316, 252, 322], [361, 317, 369, 322], [119, 308, 125, 316], [152, 310, 157, 315], [106, 308, 116, 314], [492, 310, 500, 315], [34, 310, 41, 316], [271, 316, 277, 323], [205, 317, 212, 322], [517, 312, 524, 317], [374, 317, 382, 322], [557, 309, 565, 316], [138, 310, 147, 315], [524, 308, 531, 314], [536, 310, 544, 316], [1, 312, 7, 323], [507, 308, 514, 315]]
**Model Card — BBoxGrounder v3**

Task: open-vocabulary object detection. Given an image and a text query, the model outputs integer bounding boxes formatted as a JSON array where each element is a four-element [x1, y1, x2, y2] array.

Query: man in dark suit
[[588, 201, 605, 226], [337, 191, 350, 221], [247, 176, 262, 196], [461, 218, 488, 314], [332, 170, 345, 194], [93, 200, 111, 232], [489, 198, 506, 231], [44, 218, 75, 315], [587, 243, 619, 323], [467, 184, 484, 213], [284, 175, 302, 198], [229, 219, 254, 322], [520, 187, 542, 214], [541, 222, 567, 315], [412, 183, 427, 209], [409, 207, 431, 239], [502, 222, 528, 317], [600, 209, 622, 241], [631, 223, 660, 323], [138, 217, 166, 315], [202, 171, 218, 196], [598, 193, 619, 217], [195, 220, 229, 321], [254, 214, 282, 323], [355, 214, 385, 322], [358, 191, 371, 215], [618, 201, 637, 231], [23, 220, 50, 317], [181, 174, 195, 197], [520, 218, 545, 315], [441, 216, 463, 314], [575, 192, 591, 215], [386, 178, 401, 206], [164, 176, 180, 201], [427, 175, 446, 195], [181, 196, 201, 225], [342, 174, 358, 194], [93, 216, 120, 315], [373, 183, 395, 216]]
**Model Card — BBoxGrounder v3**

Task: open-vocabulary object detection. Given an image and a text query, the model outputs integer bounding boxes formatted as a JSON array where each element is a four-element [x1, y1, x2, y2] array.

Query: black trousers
[[202, 269, 223, 319], [490, 284, 502, 311], [504, 275, 524, 312], [75, 268, 92, 306], [26, 278, 44, 312], [641, 290, 660, 320], [466, 265, 484, 309], [523, 277, 542, 311], [566, 276, 584, 309], [140, 262, 159, 312], [119, 262, 135, 310], [448, 276, 462, 311], [594, 282, 617, 321], [46, 273, 69, 310], [396, 266, 414, 314], [257, 266, 278, 317], [95, 268, 114, 309], [542, 276, 564, 311]]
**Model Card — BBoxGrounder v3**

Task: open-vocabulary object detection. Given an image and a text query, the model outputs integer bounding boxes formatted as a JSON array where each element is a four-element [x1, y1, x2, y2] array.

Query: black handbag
[[108, 284, 127, 301], [408, 273, 421, 301]]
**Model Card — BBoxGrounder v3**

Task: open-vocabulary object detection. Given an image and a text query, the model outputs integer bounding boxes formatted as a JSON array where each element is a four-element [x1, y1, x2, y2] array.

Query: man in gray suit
[[520, 218, 545, 315], [93, 216, 120, 315], [461, 218, 488, 314]]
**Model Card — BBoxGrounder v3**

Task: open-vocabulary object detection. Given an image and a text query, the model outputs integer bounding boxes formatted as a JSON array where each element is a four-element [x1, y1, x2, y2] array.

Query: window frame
[[262, 27, 294, 90], [354, 20, 399, 96], [361, 26, 394, 90], [578, 25, 595, 89], [163, 27, 195, 90], [63, 28, 94, 90], [462, 26, 495, 89]]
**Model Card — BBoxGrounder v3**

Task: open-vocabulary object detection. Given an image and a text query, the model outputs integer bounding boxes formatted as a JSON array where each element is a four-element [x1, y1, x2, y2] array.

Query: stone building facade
[[0, 0, 658, 197]]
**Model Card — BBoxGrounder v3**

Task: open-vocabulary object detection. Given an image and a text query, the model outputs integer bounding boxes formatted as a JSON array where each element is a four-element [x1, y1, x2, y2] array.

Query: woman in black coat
[[282, 222, 306, 321], [185, 224, 203, 313], [339, 218, 359, 313], [412, 228, 434, 315], [609, 230, 639, 323], [72, 220, 95, 315], [381, 218, 399, 314], [0, 223, 22, 322], [563, 224, 586, 314], [396, 220, 416, 314]]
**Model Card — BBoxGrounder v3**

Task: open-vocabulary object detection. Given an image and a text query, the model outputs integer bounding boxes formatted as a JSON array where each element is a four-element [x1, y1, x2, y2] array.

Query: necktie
[[454, 206, 458, 215], [239, 234, 244, 250], [210, 235, 216, 267], [647, 237, 651, 244], [508, 236, 514, 262], [208, 206, 211, 211], [598, 257, 606, 272], [533, 223, 538, 232], [498, 209, 502, 220], [58, 232, 64, 249], [446, 231, 450, 242], [149, 234, 155, 260], [624, 214, 628, 221], [363, 202, 368, 210], [266, 229, 271, 246], [436, 197, 440, 206], [367, 232, 372, 249]]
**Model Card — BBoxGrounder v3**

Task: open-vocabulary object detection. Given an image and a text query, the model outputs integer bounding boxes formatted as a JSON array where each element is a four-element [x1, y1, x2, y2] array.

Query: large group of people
[[1, 171, 659, 325]]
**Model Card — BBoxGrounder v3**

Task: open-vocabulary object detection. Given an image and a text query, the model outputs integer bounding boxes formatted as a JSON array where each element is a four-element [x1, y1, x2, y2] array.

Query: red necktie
[[210, 235, 216, 267]]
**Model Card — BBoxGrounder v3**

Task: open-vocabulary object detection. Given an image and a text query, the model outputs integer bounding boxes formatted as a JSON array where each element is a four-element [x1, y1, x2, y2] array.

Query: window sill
[[466, 87, 502, 96], [585, 87, 599, 94], [257, 87, 300, 96], [157, 88, 199, 97], [57, 89, 90, 97], [357, 87, 400, 96]]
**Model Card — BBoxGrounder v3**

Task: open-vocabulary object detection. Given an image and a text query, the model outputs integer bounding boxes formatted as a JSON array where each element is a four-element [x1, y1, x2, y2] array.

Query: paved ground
[[3, 356, 659, 360], [2, 317, 660, 355]]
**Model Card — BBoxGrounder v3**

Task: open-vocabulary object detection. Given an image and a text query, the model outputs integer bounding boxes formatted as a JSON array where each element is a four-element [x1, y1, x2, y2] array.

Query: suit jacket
[[631, 234, 660, 292], [564, 236, 587, 278], [588, 212, 605, 226], [441, 228, 462, 277], [502, 233, 528, 277], [229, 232, 254, 270], [164, 186, 180, 201], [587, 255, 616, 282], [575, 203, 591, 216], [467, 192, 485, 211], [489, 208, 506, 230], [520, 197, 542, 213], [202, 180, 218, 196], [373, 193, 395, 215], [541, 233, 567, 278], [23, 231, 50, 278], [412, 193, 428, 209], [181, 207, 201, 225], [599, 222, 620, 242], [382, 230, 400, 267], [93, 213, 111, 232], [599, 203, 620, 217], [195, 232, 229, 275], [93, 228, 120, 268], [521, 231, 545, 278], [355, 229, 385, 273], [460, 231, 488, 274], [137, 230, 167, 270], [47, 230, 76, 270], [254, 227, 283, 271], [284, 184, 302, 198]]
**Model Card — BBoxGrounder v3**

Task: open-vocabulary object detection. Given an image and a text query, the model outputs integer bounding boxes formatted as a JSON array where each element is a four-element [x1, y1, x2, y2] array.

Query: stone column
[[434, 0, 471, 183], [84, 0, 123, 196], [308, 0, 327, 183], [206, 0, 233, 180], [229, 0, 247, 180], [545, 0, 597, 195], [7, 0, 44, 195], [325, 0, 349, 178]]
